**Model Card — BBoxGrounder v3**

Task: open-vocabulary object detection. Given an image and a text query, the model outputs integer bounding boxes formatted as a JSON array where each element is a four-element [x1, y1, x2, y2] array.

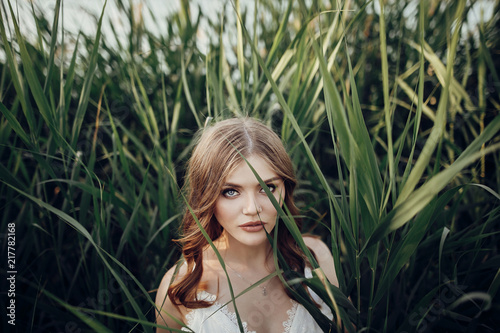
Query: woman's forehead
[[224, 155, 279, 185]]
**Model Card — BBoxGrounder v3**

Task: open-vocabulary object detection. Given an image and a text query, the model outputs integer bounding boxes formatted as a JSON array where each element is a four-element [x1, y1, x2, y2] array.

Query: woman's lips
[[239, 221, 266, 232]]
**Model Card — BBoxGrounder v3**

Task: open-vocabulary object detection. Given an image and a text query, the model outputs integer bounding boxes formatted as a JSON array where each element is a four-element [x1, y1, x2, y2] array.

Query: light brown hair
[[167, 117, 306, 308]]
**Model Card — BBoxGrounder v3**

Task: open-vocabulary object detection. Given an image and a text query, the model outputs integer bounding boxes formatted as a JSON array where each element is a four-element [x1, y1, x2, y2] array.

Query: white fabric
[[181, 268, 333, 333]]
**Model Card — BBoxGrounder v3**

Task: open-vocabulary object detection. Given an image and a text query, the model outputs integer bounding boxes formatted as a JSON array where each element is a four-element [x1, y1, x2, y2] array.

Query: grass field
[[1, 0, 499, 332]]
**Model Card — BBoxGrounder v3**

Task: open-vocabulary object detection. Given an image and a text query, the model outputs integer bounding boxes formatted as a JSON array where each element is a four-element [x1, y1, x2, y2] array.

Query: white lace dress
[[181, 269, 333, 333]]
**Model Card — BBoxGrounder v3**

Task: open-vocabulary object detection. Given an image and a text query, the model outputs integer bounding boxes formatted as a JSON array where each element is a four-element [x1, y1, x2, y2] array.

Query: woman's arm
[[155, 266, 185, 333], [303, 236, 339, 287]]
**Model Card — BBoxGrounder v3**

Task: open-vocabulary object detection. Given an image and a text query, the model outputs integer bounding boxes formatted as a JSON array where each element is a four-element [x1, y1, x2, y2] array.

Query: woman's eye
[[260, 184, 276, 193], [222, 189, 239, 198]]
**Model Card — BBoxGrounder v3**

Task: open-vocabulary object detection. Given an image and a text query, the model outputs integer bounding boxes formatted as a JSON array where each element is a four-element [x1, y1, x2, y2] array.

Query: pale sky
[[5, 0, 496, 60]]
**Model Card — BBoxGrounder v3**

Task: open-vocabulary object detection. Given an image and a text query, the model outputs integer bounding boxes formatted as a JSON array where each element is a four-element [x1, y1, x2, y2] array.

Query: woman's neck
[[215, 233, 274, 271]]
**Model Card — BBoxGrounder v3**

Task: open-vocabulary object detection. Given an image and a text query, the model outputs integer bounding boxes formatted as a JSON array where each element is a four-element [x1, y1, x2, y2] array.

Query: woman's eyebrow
[[263, 177, 281, 183], [222, 177, 281, 188], [222, 183, 242, 188]]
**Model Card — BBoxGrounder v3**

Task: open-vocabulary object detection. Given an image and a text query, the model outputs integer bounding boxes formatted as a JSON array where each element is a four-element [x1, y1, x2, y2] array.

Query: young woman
[[155, 117, 338, 332]]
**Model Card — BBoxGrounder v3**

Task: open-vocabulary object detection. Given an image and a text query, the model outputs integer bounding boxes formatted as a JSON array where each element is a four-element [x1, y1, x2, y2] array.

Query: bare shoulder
[[303, 235, 329, 256], [155, 263, 188, 332], [302, 235, 339, 287], [303, 235, 333, 264]]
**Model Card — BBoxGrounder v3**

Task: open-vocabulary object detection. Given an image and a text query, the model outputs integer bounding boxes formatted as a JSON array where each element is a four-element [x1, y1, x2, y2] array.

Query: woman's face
[[214, 155, 285, 247]]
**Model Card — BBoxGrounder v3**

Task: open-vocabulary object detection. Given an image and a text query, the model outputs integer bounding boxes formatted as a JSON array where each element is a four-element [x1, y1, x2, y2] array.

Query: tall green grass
[[1, 0, 499, 332]]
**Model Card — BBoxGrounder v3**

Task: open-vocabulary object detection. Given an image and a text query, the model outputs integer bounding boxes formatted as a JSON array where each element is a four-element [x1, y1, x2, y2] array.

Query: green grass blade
[[438, 226, 451, 283], [378, 0, 395, 202], [6, 1, 57, 140], [62, 33, 80, 120], [180, 50, 202, 127], [42, 0, 61, 94], [235, 0, 245, 107], [397, 0, 466, 205], [106, 97, 133, 185], [2, 181, 153, 332], [373, 187, 461, 305], [487, 269, 500, 300], [116, 163, 151, 258], [0, 2, 33, 134], [401, 0, 431, 193], [70, 1, 107, 148], [42, 288, 113, 333], [64, 306, 189, 332], [478, 25, 500, 102], [362, 120, 500, 252], [0, 101, 31, 146], [131, 68, 160, 141]]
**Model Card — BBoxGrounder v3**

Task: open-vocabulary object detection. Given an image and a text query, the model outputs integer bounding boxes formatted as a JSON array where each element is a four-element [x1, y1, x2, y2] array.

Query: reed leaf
[[2, 181, 153, 332], [70, 1, 107, 148], [363, 115, 500, 251], [397, 0, 466, 205]]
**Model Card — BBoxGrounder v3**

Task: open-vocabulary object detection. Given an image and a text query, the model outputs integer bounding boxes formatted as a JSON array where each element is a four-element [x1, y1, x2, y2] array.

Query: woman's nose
[[242, 194, 262, 215]]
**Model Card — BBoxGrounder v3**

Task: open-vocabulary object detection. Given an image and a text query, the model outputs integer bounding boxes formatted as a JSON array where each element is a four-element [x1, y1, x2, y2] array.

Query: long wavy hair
[[168, 117, 307, 308]]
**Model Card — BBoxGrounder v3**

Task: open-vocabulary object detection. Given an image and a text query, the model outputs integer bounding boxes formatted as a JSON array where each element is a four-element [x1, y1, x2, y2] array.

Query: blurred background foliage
[[1, 0, 499, 332]]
